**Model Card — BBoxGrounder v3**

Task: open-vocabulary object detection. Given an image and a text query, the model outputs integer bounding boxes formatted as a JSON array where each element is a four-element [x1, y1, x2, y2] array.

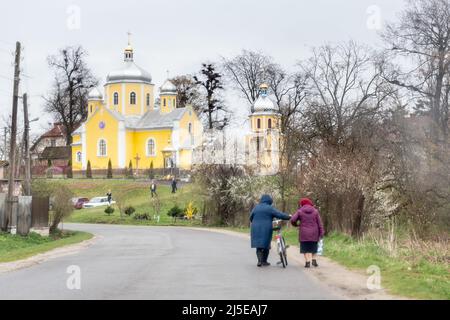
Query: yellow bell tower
[[245, 83, 281, 175], [160, 79, 177, 113]]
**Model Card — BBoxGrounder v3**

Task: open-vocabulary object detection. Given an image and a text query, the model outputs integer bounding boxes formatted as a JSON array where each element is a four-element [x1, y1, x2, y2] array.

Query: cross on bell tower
[[124, 31, 134, 62]]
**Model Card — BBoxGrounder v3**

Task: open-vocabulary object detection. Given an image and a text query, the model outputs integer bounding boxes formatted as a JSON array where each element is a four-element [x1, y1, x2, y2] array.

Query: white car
[[83, 197, 116, 208]]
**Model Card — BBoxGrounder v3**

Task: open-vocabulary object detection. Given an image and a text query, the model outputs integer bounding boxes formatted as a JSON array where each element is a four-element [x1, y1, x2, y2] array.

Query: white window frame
[[97, 138, 108, 157], [146, 138, 156, 157]]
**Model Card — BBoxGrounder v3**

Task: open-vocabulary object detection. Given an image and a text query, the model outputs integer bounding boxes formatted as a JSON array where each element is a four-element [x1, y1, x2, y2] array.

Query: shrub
[[124, 206, 136, 216], [107, 159, 113, 179], [126, 160, 133, 179], [148, 161, 155, 179], [86, 160, 92, 178], [49, 184, 74, 234], [134, 212, 151, 220], [67, 159, 73, 179], [184, 202, 198, 220], [104, 206, 115, 215], [167, 205, 184, 222]]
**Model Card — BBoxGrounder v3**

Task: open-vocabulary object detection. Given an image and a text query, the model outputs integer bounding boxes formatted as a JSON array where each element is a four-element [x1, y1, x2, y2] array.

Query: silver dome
[[254, 95, 277, 112], [160, 79, 177, 93], [106, 61, 152, 84], [88, 87, 103, 100]]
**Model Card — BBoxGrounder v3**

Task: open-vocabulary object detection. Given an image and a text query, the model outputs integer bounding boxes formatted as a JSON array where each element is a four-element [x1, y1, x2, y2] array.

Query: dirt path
[[192, 227, 408, 300]]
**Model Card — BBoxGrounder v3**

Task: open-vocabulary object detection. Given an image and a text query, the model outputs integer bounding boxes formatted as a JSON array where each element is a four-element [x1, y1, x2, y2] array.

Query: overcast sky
[[0, 0, 407, 136]]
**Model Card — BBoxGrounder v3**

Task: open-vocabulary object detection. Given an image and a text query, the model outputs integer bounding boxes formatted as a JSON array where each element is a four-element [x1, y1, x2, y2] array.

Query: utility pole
[[22, 93, 31, 196], [2, 42, 21, 232], [3, 127, 6, 161]]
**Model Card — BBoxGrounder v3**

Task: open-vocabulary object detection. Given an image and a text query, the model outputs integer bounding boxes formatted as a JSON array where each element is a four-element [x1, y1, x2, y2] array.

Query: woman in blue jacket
[[250, 195, 291, 267]]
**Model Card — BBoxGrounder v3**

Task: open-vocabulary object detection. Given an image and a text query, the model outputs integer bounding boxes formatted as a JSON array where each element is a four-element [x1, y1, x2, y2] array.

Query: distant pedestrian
[[171, 177, 178, 194], [150, 180, 157, 198], [290, 198, 324, 268], [106, 189, 113, 205]]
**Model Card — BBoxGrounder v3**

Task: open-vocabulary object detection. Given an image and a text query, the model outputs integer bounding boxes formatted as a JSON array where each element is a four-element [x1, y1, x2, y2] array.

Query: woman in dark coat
[[290, 198, 325, 268], [250, 195, 291, 267]]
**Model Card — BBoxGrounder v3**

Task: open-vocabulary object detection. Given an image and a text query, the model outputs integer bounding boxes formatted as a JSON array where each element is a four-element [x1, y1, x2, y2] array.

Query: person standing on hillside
[[171, 177, 178, 194], [150, 180, 157, 198], [106, 190, 113, 205]]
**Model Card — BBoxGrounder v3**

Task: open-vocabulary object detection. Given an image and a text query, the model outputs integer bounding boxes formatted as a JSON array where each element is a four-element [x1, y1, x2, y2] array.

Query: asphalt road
[[0, 224, 339, 300]]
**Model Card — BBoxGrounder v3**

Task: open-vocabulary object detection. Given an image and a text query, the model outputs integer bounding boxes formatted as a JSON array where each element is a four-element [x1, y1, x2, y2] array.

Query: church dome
[[106, 44, 152, 84], [253, 84, 277, 112], [88, 87, 103, 100], [106, 62, 152, 84], [160, 79, 177, 94]]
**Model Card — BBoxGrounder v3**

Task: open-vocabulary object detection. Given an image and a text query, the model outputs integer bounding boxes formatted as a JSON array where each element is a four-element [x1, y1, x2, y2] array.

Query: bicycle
[[272, 219, 288, 268]]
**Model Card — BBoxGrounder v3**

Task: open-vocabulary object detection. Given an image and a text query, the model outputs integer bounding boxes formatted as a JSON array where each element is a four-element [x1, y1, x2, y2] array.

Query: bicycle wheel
[[278, 241, 286, 268], [281, 237, 288, 267]]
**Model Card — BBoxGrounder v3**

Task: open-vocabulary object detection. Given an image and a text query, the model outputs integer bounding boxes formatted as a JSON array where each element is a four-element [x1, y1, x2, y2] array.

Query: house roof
[[39, 146, 72, 160]]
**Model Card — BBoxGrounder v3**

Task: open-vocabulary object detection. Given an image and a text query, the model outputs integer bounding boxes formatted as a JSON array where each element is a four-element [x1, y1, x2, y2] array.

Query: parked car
[[72, 197, 90, 210], [83, 197, 116, 208]]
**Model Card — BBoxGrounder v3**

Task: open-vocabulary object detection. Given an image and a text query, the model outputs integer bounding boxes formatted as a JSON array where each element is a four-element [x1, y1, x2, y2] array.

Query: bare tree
[[382, 0, 450, 138], [300, 41, 394, 150], [194, 63, 229, 130], [222, 50, 273, 110], [170, 75, 202, 110], [44, 46, 97, 145]]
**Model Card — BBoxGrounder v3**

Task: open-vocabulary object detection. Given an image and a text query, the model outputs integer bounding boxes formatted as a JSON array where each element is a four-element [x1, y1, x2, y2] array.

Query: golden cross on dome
[[127, 31, 132, 46]]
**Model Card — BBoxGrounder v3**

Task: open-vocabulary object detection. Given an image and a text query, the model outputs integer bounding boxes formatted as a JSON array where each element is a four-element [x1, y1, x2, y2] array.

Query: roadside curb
[[0, 235, 99, 274]]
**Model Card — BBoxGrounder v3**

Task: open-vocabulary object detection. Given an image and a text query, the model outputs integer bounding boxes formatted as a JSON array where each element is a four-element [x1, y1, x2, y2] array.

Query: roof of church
[[132, 108, 187, 129], [106, 61, 152, 84]]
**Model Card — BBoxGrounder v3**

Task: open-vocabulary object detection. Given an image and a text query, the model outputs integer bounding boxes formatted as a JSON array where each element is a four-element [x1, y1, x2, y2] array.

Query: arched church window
[[76, 152, 82, 163], [147, 138, 156, 157], [114, 92, 119, 105], [163, 98, 166, 107], [146, 94, 150, 107], [98, 139, 107, 157], [257, 118, 261, 129], [268, 118, 272, 129], [90, 105, 93, 113], [173, 99, 176, 108], [130, 92, 136, 105]]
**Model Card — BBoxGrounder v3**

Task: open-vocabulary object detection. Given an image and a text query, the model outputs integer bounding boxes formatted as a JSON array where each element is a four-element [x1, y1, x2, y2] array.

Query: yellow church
[[71, 43, 203, 172]]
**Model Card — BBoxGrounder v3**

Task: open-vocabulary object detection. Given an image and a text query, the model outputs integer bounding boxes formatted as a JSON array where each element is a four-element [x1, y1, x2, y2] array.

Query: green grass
[[0, 230, 93, 263], [323, 233, 450, 300], [56, 179, 203, 227]]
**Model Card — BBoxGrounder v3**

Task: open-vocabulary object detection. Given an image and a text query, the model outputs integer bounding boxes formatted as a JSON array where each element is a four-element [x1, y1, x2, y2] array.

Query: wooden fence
[[0, 193, 49, 235]]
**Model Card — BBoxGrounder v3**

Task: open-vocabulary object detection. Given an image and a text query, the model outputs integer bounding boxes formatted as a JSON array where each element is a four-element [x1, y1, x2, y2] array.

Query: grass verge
[[0, 230, 93, 263]]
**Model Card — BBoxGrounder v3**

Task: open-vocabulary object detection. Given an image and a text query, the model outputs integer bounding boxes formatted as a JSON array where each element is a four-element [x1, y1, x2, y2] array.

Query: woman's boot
[[262, 249, 270, 266], [256, 249, 263, 267]]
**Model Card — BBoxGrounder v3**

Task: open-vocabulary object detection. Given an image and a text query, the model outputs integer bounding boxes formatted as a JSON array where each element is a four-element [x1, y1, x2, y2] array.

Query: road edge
[[189, 227, 410, 300], [0, 234, 99, 274]]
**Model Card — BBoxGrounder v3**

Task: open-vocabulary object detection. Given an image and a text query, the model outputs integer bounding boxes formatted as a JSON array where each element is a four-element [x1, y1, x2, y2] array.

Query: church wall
[[131, 129, 172, 169], [105, 83, 122, 112], [85, 107, 119, 170], [72, 134, 82, 170]]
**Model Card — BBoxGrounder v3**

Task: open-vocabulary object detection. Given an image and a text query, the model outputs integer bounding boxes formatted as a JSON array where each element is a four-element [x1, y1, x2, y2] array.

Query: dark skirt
[[300, 241, 318, 254]]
